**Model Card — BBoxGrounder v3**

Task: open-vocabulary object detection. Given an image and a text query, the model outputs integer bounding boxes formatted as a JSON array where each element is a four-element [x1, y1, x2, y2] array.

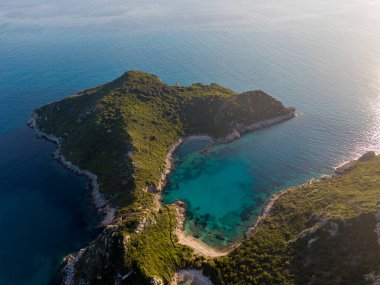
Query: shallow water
[[163, 121, 334, 247], [1, 0, 380, 282]]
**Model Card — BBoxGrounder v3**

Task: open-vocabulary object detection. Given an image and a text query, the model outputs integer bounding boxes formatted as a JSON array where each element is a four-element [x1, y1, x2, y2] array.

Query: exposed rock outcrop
[[28, 113, 116, 226], [62, 225, 125, 285]]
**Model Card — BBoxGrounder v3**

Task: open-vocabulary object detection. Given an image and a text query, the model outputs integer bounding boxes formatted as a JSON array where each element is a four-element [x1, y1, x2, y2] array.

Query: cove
[[163, 119, 335, 248], [1, 0, 380, 281]]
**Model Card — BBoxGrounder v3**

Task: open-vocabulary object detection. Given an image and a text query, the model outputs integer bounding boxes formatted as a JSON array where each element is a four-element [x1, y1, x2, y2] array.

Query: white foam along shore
[[154, 111, 295, 204], [158, 111, 296, 256], [245, 151, 379, 237], [183, 111, 295, 146], [171, 162, 352, 277], [27, 112, 116, 226], [157, 138, 184, 191], [174, 201, 230, 258], [245, 186, 295, 237], [215, 110, 295, 143], [62, 248, 86, 285]]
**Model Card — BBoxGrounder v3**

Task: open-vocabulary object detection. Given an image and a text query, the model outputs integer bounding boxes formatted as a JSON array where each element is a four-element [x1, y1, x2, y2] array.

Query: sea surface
[[0, 0, 380, 283]]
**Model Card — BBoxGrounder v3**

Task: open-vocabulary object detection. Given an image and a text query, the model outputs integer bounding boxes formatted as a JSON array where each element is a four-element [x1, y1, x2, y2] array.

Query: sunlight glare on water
[[371, 70, 380, 152], [1, 0, 380, 282]]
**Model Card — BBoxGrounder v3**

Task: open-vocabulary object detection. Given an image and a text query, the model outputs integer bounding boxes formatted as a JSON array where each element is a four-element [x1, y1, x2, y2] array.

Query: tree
[[148, 135, 157, 160]]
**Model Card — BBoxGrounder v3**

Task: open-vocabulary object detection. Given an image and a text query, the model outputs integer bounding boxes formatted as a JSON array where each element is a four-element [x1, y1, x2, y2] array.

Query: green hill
[[34, 71, 293, 211], [33, 71, 380, 285], [205, 151, 380, 285], [32, 71, 299, 284]]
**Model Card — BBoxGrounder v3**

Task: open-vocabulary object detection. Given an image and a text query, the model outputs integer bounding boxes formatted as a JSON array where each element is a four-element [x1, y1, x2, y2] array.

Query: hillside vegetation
[[205, 152, 380, 285], [35, 71, 380, 285], [34, 71, 294, 284], [35, 71, 292, 210]]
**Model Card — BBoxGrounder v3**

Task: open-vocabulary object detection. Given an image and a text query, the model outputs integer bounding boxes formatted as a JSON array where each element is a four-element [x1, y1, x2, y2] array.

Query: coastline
[[245, 181, 312, 237], [28, 109, 297, 281], [158, 111, 296, 257], [162, 111, 379, 259], [246, 151, 378, 237], [183, 111, 296, 146], [27, 112, 116, 226], [61, 249, 86, 285], [215, 110, 296, 144], [157, 138, 184, 192], [174, 201, 229, 258]]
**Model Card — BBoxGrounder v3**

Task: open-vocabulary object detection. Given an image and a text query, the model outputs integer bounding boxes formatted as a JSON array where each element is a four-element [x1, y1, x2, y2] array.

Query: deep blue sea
[[0, 0, 379, 283]]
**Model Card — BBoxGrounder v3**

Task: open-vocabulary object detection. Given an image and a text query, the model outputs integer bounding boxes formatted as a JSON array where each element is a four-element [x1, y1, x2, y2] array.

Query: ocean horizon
[[1, 0, 379, 283]]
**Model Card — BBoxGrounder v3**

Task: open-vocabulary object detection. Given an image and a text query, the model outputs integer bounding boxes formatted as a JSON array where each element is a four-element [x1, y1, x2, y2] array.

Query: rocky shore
[[245, 151, 377, 238], [157, 139, 184, 192], [27, 112, 116, 226], [26, 71, 299, 284], [334, 150, 377, 176], [28, 112, 120, 285], [158, 111, 296, 256], [216, 109, 296, 144], [173, 201, 229, 258], [180, 110, 296, 146], [171, 141, 376, 259], [154, 111, 296, 197]]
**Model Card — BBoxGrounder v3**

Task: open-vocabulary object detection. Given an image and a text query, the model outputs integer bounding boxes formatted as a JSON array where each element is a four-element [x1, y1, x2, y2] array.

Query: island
[[29, 71, 380, 285]]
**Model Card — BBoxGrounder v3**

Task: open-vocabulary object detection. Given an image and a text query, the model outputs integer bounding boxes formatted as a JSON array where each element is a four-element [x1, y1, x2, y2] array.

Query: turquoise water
[[1, 0, 380, 283], [163, 124, 333, 247]]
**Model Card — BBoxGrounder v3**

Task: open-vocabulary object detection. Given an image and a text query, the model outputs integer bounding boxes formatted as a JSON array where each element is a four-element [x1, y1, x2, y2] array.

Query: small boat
[[200, 146, 212, 153]]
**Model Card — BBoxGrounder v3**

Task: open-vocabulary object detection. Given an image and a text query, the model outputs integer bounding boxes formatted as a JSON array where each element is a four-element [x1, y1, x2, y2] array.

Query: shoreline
[[27, 112, 116, 226], [216, 110, 296, 144], [246, 151, 378, 237], [173, 166, 339, 258], [245, 180, 314, 237], [165, 137, 375, 258], [183, 111, 296, 146], [158, 111, 296, 257], [29, 110, 297, 273], [157, 138, 184, 192], [174, 201, 230, 258]]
